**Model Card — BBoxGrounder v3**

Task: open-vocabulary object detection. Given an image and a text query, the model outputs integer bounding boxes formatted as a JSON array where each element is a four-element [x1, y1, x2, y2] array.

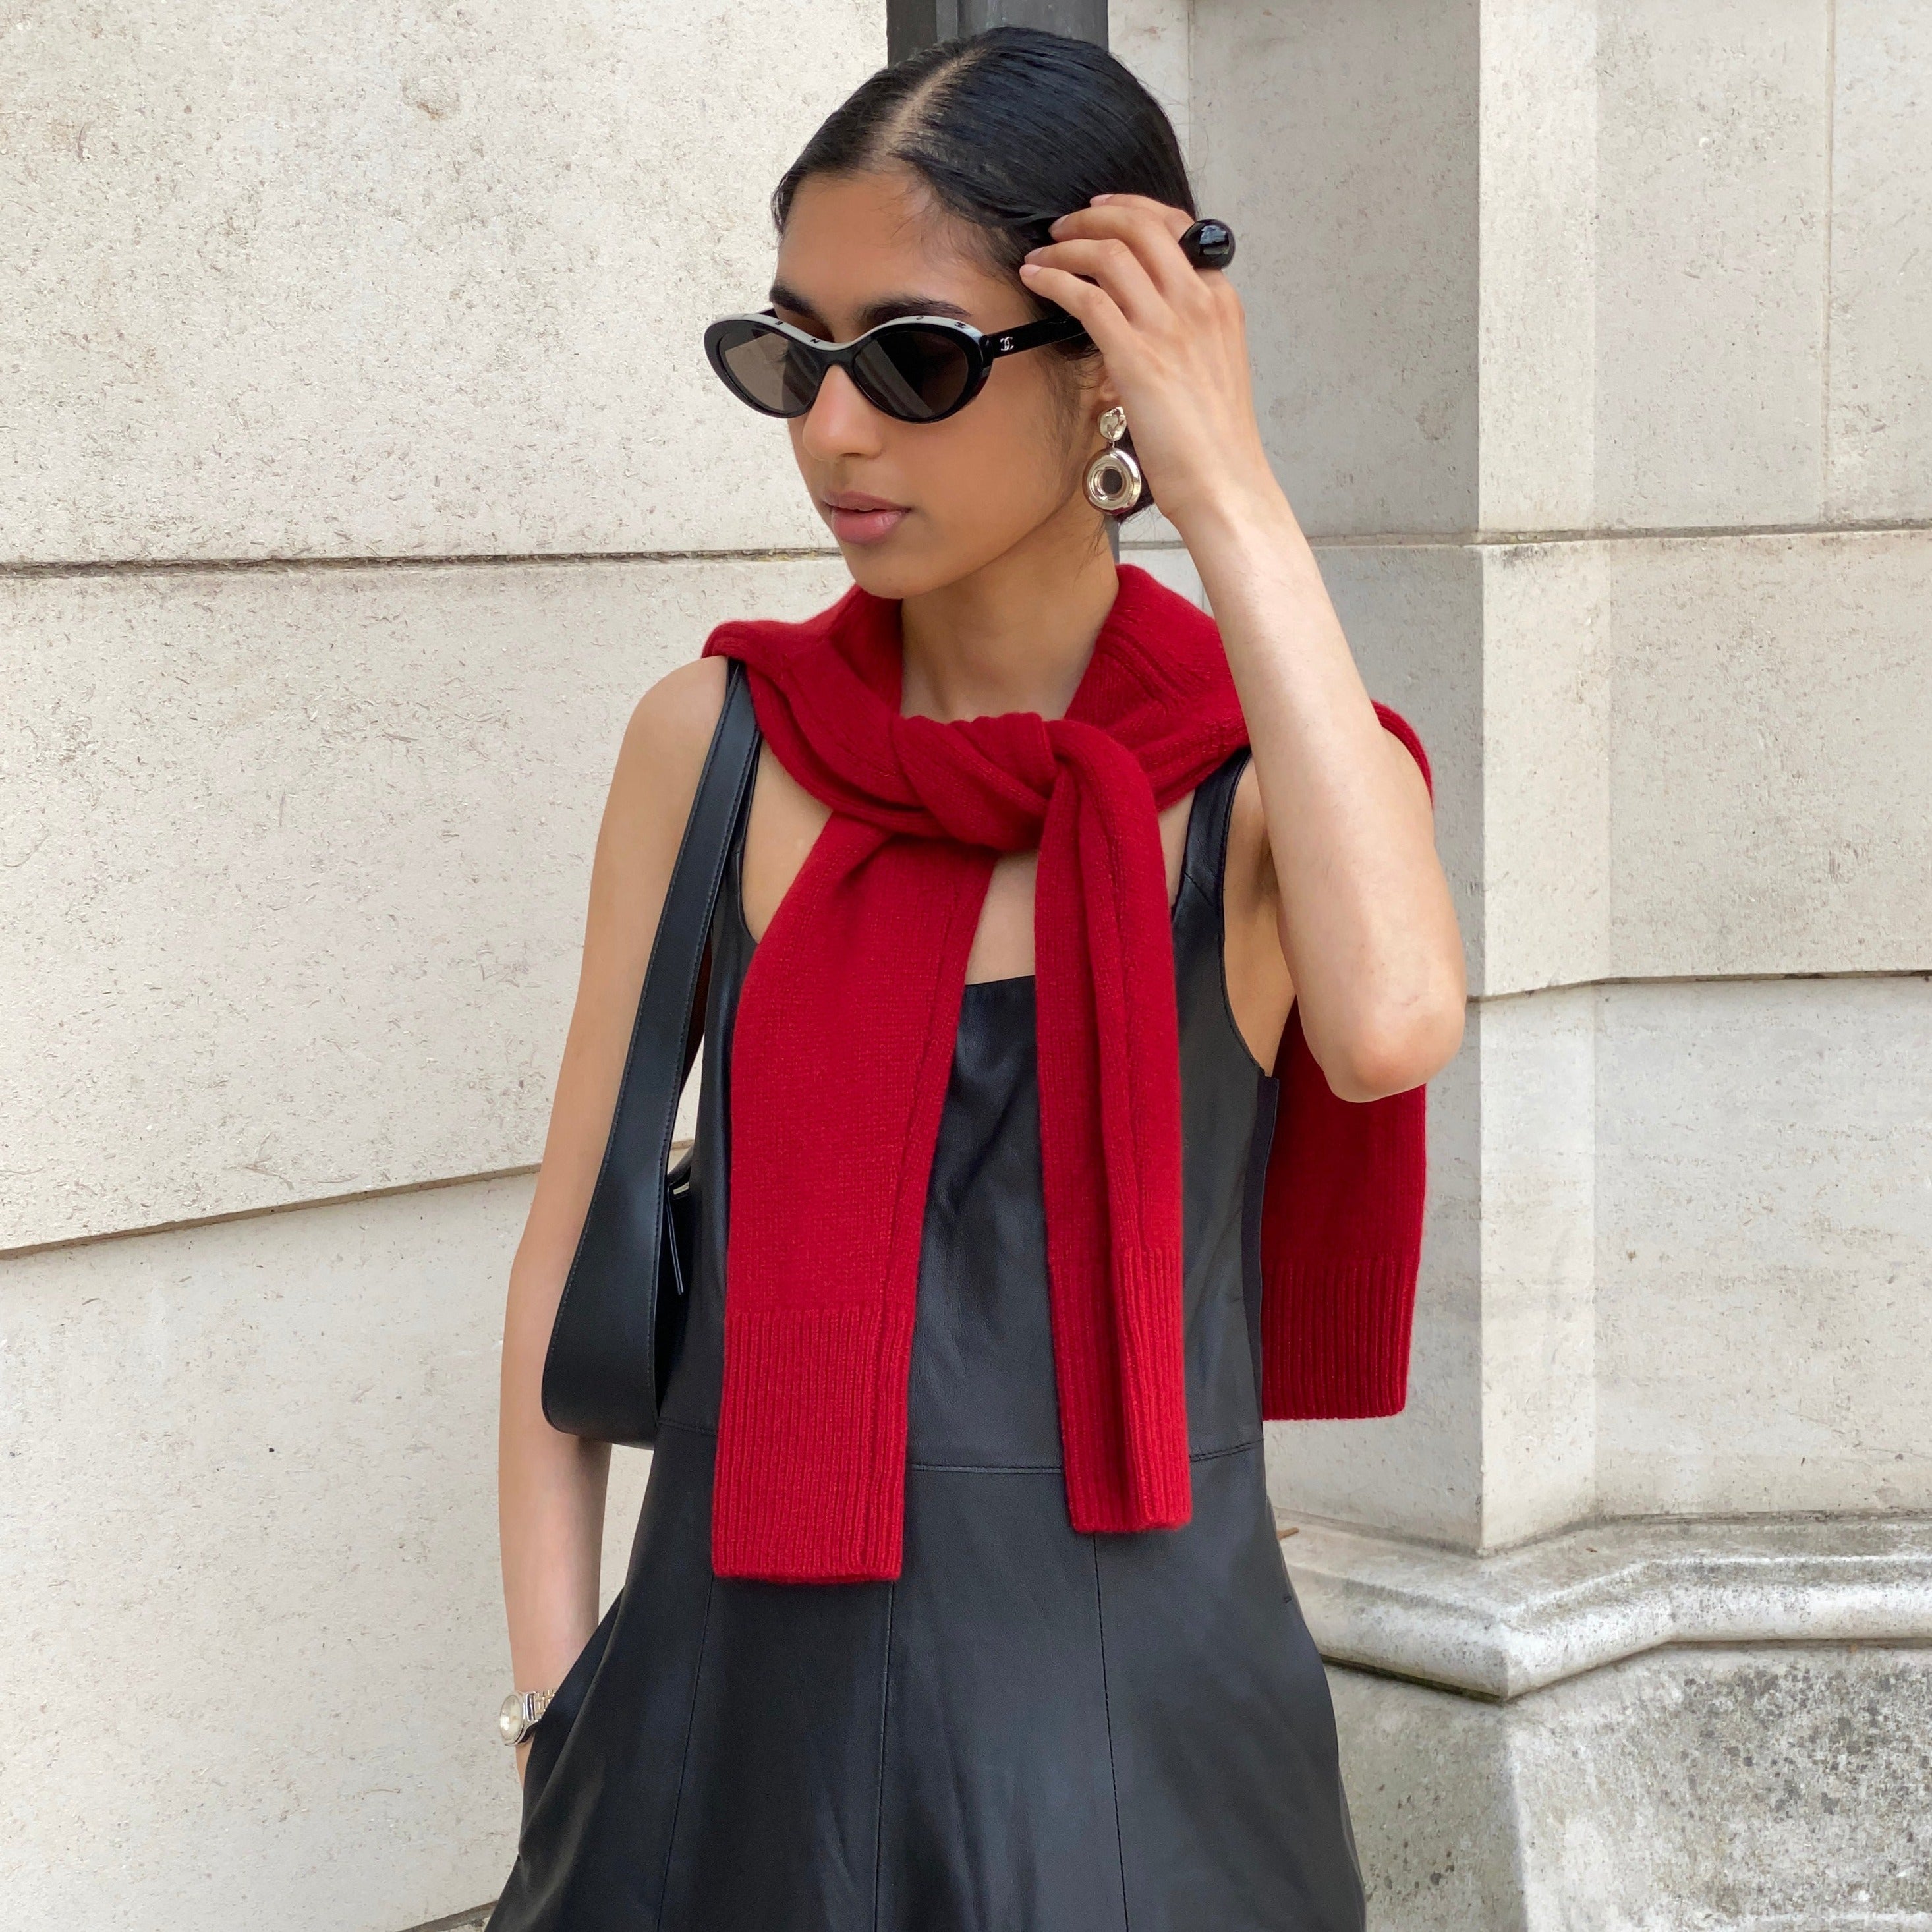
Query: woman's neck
[[897, 503, 1120, 724]]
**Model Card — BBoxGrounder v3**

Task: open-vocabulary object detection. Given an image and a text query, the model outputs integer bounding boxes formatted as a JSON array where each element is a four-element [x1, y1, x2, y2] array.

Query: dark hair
[[771, 26, 1195, 521]]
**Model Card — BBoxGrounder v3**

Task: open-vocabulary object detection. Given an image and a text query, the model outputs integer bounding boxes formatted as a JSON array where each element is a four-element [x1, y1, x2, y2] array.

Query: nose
[[799, 364, 886, 463]]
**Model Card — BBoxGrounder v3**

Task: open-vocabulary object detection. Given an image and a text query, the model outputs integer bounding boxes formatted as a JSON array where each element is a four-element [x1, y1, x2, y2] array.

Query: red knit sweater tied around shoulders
[[697, 563, 1431, 1584]]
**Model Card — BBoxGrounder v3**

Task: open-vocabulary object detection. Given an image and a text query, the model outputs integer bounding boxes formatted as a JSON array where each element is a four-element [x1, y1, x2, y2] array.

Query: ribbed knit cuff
[[1055, 1240, 1193, 1532], [710, 1301, 916, 1583], [1259, 1256, 1416, 1420]]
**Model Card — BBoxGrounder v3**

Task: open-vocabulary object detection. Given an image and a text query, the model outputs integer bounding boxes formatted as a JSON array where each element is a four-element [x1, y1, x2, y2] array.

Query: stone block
[[1597, 973, 1932, 1517], [1476, 986, 1598, 1547], [1477, 0, 1599, 533], [1191, 0, 1480, 538], [0, 1, 881, 562], [1603, 529, 1932, 979], [1593, 0, 1830, 529], [1325, 530, 1932, 997], [1827, 0, 1932, 521], [1479, 540, 1612, 994], [1330, 1643, 1932, 1930], [0, 1178, 535, 1930], [0, 555, 855, 1248]]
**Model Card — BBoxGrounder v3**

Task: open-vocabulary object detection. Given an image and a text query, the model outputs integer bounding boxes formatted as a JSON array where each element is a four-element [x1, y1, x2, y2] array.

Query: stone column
[[1183, 3, 1932, 1924]]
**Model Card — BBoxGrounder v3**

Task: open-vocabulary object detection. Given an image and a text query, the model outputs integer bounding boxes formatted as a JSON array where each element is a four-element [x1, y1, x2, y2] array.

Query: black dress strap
[[1181, 745, 1253, 909]]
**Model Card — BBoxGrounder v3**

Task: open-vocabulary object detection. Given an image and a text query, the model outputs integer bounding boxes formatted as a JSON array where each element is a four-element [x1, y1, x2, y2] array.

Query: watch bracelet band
[[501, 1686, 555, 1743]]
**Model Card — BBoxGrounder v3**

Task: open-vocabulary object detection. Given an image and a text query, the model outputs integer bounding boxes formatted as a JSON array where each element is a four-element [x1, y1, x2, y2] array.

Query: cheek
[[932, 385, 1071, 506]]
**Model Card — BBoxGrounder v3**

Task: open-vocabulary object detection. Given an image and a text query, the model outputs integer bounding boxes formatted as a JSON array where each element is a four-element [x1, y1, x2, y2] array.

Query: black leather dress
[[487, 749, 1365, 1932]]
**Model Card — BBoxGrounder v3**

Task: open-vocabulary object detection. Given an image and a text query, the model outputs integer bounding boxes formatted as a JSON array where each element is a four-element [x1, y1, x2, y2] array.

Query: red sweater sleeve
[[1255, 704, 1432, 1420]]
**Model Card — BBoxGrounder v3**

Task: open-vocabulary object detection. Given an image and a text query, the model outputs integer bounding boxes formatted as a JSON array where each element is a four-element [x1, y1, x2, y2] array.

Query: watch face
[[499, 1692, 528, 1744]]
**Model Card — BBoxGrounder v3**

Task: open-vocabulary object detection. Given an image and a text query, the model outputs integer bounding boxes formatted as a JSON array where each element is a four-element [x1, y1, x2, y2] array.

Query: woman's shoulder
[[604, 656, 732, 838], [623, 654, 731, 762]]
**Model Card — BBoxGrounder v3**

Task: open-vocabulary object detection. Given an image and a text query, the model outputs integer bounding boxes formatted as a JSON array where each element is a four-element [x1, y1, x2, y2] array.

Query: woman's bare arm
[[1189, 488, 1466, 1102], [1019, 194, 1466, 1102], [497, 653, 729, 1779]]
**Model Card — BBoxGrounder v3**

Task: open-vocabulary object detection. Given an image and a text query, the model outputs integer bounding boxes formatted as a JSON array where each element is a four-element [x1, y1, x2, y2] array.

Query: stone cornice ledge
[[1276, 1512, 1932, 1701]]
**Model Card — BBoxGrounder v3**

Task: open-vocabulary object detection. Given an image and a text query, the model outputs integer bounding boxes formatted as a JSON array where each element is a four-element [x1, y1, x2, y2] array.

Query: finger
[[1023, 234, 1170, 330], [1015, 260, 1138, 365], [1088, 192, 1195, 241], [1048, 202, 1213, 306]]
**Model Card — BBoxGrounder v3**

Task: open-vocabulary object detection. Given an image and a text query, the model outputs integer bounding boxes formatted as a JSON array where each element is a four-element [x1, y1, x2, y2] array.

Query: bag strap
[[636, 654, 760, 1135], [540, 655, 760, 1444]]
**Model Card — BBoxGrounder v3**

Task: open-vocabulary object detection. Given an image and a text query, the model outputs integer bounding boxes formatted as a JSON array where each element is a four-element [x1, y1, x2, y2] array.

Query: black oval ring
[[1179, 218, 1236, 271]]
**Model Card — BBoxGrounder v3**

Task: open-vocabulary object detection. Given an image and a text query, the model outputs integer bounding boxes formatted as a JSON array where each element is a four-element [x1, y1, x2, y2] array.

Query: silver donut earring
[[1083, 405, 1145, 514]]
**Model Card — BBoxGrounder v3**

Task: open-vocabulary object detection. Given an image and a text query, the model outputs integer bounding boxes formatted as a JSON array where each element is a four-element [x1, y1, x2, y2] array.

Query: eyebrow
[[767, 280, 975, 333]]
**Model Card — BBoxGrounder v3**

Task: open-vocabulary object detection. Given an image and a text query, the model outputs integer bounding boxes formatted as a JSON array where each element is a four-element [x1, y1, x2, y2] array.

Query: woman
[[488, 27, 1463, 1932]]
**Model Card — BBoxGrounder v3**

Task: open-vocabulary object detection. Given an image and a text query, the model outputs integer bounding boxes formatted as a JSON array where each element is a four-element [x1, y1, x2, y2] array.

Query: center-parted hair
[[771, 26, 1196, 516]]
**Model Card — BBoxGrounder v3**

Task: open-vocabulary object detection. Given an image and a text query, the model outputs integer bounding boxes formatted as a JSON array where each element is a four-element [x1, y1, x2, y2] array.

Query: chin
[[838, 545, 956, 604]]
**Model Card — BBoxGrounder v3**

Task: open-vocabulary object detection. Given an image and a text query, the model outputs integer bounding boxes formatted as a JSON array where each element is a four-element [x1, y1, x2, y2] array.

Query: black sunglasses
[[703, 307, 1093, 424]]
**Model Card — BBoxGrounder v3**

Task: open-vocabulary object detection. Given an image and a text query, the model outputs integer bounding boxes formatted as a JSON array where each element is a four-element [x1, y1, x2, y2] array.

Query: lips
[[822, 493, 910, 546]]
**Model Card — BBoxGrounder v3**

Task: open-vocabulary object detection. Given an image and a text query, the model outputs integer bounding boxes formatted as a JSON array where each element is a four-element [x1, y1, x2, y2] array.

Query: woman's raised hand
[[1019, 194, 1278, 536]]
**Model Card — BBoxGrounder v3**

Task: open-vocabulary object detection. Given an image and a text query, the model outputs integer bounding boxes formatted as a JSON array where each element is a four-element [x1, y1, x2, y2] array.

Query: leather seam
[[871, 1576, 896, 1930], [653, 1569, 716, 1932], [1090, 1535, 1133, 1932]]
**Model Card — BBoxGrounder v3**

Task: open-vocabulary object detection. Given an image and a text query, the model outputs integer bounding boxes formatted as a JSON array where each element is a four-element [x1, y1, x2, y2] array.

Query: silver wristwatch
[[499, 1688, 554, 1746]]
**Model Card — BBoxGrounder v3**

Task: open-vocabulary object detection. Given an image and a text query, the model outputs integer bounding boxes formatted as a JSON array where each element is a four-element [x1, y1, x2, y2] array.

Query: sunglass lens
[[713, 320, 821, 416], [853, 326, 977, 420]]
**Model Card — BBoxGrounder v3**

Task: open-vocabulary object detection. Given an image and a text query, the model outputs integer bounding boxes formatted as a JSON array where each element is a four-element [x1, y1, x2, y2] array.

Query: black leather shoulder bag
[[540, 655, 762, 1446]]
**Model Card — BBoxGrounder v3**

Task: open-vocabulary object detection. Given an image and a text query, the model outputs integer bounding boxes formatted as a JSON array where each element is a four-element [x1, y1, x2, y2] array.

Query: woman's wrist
[[1166, 469, 1332, 645], [1165, 465, 1301, 567]]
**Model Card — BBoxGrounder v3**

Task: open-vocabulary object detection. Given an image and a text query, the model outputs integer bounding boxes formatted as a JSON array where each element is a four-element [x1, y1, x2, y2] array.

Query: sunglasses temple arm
[[985, 312, 1093, 359]]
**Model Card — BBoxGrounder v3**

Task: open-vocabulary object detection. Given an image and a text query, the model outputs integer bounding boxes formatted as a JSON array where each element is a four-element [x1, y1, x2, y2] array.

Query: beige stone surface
[[0, 555, 853, 1249], [1317, 530, 1932, 997], [0, 1, 880, 563], [1593, 0, 1830, 530], [1827, 0, 1932, 522], [1478, 0, 1598, 534], [0, 1176, 534, 1931], [1332, 1644, 1932, 1929], [1476, 988, 1598, 1547], [1602, 528, 1932, 980], [1596, 973, 1932, 1518], [1479, 540, 1612, 994], [1191, 0, 1479, 538]]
